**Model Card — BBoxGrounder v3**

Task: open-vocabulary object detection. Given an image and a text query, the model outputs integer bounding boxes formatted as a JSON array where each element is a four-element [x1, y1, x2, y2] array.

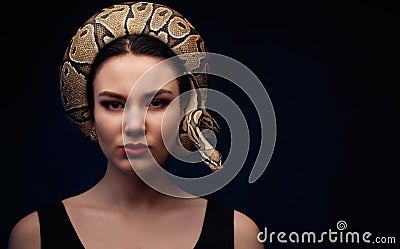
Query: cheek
[[155, 106, 182, 146], [94, 110, 123, 141]]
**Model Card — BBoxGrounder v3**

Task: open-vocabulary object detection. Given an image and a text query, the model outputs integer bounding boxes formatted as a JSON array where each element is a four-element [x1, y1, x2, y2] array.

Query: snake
[[59, 1, 223, 171]]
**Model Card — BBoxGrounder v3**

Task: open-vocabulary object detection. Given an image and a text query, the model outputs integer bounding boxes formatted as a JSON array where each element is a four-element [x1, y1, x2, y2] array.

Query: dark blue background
[[2, 1, 398, 248]]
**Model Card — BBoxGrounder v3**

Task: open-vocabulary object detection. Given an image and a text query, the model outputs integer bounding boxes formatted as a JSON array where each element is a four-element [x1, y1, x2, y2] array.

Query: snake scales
[[59, 1, 223, 171]]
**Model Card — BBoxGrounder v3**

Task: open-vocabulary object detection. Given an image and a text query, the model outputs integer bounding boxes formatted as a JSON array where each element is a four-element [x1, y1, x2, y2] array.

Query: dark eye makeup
[[100, 100, 125, 111], [147, 99, 170, 108], [99, 98, 172, 111]]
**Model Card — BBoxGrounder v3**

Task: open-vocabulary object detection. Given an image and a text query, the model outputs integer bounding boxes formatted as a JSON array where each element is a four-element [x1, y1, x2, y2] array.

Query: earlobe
[[89, 124, 98, 142]]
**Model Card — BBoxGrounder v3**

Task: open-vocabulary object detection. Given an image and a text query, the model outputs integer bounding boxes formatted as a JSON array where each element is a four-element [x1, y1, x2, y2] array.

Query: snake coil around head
[[60, 1, 223, 171]]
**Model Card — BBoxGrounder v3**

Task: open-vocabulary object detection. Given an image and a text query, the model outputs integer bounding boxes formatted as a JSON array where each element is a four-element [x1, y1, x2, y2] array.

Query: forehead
[[93, 54, 180, 96]]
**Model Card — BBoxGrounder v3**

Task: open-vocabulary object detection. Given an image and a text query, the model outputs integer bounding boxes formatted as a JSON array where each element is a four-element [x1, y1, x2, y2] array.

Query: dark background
[[2, 0, 398, 248]]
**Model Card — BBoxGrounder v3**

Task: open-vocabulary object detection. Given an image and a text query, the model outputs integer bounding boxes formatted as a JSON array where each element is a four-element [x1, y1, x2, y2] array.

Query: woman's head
[[60, 2, 223, 171]]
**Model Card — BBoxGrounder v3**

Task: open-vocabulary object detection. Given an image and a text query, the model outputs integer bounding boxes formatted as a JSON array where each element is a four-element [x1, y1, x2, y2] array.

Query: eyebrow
[[144, 89, 174, 98], [98, 91, 126, 100], [98, 89, 174, 99]]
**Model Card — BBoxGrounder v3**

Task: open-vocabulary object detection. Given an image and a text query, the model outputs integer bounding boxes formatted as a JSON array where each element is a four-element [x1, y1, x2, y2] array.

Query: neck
[[87, 161, 191, 210]]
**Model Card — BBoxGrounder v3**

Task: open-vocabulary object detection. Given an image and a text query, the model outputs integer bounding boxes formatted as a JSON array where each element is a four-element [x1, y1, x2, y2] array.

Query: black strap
[[37, 201, 84, 249], [194, 198, 234, 249]]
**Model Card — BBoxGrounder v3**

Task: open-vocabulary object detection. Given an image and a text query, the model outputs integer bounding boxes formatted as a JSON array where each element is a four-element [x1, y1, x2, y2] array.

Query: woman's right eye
[[100, 101, 124, 110]]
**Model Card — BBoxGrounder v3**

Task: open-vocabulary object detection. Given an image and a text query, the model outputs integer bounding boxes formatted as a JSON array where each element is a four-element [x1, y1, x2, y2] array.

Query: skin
[[8, 54, 264, 249]]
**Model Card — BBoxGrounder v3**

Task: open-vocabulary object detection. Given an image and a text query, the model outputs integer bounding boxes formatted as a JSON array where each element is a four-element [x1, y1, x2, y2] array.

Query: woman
[[8, 2, 264, 249]]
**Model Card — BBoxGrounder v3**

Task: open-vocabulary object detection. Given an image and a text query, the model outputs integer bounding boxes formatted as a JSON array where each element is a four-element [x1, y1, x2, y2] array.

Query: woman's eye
[[148, 100, 167, 108], [100, 101, 124, 110]]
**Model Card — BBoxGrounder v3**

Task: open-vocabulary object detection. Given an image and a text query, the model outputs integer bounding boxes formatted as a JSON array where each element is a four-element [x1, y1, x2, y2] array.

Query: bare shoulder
[[234, 210, 265, 249], [8, 211, 40, 249]]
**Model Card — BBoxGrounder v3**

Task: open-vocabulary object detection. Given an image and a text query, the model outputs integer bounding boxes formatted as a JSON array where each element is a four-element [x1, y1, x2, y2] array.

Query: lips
[[121, 143, 149, 156]]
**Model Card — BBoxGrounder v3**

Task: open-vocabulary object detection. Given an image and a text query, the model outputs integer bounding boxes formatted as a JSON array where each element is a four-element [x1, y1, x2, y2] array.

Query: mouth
[[121, 143, 150, 156]]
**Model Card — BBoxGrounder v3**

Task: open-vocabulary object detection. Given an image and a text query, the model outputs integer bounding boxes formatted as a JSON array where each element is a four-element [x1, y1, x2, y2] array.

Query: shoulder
[[8, 211, 40, 249], [234, 210, 265, 249]]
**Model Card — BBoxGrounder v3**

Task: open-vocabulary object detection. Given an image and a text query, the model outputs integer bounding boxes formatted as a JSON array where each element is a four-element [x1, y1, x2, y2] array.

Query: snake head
[[200, 148, 223, 171]]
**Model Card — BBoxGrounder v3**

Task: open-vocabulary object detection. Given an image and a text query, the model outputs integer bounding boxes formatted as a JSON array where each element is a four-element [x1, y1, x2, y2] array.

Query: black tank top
[[37, 198, 234, 249]]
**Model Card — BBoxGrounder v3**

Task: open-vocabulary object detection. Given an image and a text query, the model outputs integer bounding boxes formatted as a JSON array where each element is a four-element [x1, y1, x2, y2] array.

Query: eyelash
[[99, 99, 169, 111], [100, 101, 124, 111], [147, 99, 168, 108]]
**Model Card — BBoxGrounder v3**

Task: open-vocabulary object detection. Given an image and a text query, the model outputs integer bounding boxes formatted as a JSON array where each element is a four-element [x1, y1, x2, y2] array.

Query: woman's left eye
[[148, 100, 167, 108]]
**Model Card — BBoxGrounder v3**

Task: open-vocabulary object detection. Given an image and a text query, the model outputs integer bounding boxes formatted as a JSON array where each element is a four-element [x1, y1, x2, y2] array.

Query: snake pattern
[[59, 1, 223, 171]]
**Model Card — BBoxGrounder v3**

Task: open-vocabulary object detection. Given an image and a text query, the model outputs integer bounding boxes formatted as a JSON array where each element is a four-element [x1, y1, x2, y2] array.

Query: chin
[[125, 157, 163, 174]]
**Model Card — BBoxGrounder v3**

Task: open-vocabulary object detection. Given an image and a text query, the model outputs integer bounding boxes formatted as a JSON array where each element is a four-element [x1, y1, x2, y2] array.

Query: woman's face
[[92, 54, 182, 174]]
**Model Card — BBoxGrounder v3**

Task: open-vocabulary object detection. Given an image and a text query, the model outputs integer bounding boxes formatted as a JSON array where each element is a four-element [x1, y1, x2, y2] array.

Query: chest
[[69, 208, 205, 249]]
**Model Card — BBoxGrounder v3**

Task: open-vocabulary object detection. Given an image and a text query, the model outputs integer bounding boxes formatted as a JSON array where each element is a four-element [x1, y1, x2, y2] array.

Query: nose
[[123, 106, 146, 137]]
